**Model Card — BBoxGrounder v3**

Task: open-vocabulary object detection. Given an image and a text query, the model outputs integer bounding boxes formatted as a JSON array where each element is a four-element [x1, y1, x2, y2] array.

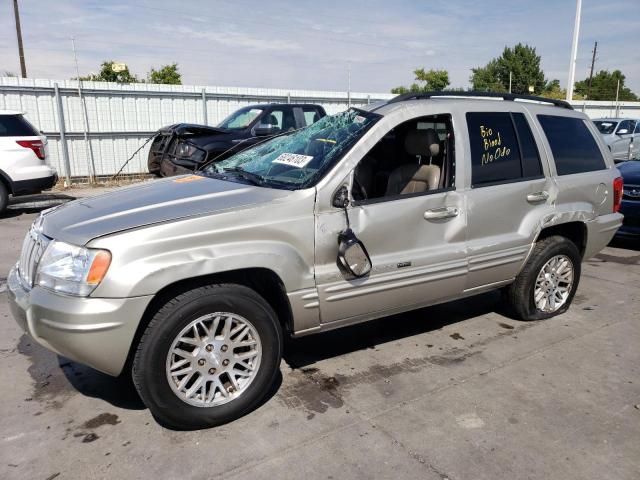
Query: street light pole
[[12, 0, 27, 78], [566, 0, 582, 102]]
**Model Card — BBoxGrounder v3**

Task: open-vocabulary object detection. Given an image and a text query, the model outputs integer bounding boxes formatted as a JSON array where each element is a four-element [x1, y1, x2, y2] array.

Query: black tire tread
[[131, 283, 282, 429], [505, 235, 581, 321]]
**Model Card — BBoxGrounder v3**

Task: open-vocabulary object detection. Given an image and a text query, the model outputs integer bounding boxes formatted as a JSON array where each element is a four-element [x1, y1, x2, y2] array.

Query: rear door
[[463, 110, 554, 289]]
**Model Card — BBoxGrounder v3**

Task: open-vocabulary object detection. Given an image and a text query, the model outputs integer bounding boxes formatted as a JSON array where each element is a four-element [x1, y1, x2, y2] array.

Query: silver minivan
[[593, 117, 640, 161], [7, 92, 623, 429]]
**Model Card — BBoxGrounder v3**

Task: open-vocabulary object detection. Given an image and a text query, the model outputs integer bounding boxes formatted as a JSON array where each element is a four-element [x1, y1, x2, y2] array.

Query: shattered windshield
[[593, 121, 617, 135], [204, 108, 380, 189], [218, 107, 264, 129]]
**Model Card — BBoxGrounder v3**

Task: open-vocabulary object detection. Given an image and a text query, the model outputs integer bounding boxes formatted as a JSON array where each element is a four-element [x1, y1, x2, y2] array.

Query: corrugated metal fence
[[0, 77, 393, 180], [1, 77, 639, 180]]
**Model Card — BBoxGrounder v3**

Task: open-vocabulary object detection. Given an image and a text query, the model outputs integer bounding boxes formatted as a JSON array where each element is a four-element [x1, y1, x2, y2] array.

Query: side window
[[351, 114, 455, 203], [634, 121, 640, 134], [302, 107, 322, 127], [259, 109, 283, 131], [537, 115, 606, 175], [466, 112, 523, 186], [617, 120, 634, 134]]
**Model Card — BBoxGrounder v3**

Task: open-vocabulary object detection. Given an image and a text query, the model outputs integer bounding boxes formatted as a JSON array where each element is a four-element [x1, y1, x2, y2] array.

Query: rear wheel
[[0, 181, 8, 215], [505, 236, 581, 320], [132, 284, 283, 430]]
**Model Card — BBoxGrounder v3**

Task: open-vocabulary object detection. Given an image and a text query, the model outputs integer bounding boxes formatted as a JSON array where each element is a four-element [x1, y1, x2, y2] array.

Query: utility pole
[[614, 78, 620, 118], [566, 0, 582, 102], [509, 72, 512, 94], [587, 41, 597, 99], [12, 0, 27, 77]]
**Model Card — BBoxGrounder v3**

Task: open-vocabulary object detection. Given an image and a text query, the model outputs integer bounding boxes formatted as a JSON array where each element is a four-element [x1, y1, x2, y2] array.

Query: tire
[[132, 284, 283, 430], [0, 181, 8, 215], [504, 235, 581, 321]]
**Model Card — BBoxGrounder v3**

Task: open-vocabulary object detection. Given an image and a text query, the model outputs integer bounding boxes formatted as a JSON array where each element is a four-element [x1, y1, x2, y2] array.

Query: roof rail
[[386, 91, 573, 110]]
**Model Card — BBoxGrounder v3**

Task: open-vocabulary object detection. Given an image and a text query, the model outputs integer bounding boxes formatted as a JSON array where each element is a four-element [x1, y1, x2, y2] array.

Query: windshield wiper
[[223, 166, 266, 186]]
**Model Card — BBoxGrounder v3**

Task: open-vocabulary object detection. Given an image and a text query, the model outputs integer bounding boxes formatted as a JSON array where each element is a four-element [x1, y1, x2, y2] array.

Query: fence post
[[201, 88, 208, 125], [54, 83, 72, 185], [287, 92, 291, 104]]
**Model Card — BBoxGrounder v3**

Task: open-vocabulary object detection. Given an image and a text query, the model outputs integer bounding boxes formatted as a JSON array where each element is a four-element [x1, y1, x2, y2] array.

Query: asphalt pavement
[[0, 189, 638, 480]]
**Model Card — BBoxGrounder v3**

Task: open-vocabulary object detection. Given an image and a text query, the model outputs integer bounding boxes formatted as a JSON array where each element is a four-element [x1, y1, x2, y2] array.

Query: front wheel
[[132, 284, 283, 430], [504, 236, 581, 320]]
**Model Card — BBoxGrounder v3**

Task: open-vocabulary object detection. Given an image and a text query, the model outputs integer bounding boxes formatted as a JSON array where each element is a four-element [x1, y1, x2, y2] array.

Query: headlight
[[176, 142, 197, 157], [36, 241, 111, 296]]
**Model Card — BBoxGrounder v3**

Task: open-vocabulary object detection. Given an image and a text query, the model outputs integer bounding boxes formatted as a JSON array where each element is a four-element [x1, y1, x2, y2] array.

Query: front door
[[314, 114, 467, 325]]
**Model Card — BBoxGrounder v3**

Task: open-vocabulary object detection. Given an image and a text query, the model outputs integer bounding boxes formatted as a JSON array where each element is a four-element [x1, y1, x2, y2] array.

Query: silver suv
[[7, 92, 623, 429]]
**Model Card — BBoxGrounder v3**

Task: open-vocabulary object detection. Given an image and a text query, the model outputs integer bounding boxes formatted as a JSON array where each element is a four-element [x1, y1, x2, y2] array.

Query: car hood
[[619, 161, 640, 184], [41, 176, 292, 245]]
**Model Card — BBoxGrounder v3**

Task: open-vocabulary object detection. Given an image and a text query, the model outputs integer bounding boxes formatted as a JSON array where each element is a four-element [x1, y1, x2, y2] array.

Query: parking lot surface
[[1, 191, 639, 480]]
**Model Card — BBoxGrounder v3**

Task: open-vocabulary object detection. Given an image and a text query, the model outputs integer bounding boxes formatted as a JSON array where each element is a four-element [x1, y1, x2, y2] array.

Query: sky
[[1, 0, 638, 95]]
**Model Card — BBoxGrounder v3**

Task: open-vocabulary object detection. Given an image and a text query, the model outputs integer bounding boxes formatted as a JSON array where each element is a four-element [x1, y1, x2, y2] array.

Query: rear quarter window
[[537, 115, 606, 175], [0, 114, 39, 137]]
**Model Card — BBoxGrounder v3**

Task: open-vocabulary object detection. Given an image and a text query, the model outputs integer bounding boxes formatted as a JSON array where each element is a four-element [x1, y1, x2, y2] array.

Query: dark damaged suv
[[148, 103, 326, 177]]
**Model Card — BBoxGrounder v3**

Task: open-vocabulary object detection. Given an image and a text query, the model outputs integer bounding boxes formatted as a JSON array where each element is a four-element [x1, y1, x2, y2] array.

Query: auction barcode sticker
[[273, 153, 314, 168]]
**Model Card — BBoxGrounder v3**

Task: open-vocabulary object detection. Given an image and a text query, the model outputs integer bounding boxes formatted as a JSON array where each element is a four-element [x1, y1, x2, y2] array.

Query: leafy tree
[[574, 70, 637, 101], [539, 79, 568, 100], [78, 60, 139, 83], [147, 63, 182, 85], [470, 43, 546, 94], [391, 68, 450, 94]]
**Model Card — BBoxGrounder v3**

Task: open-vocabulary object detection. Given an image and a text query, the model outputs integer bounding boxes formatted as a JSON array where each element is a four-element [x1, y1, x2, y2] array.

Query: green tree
[[470, 43, 546, 94], [391, 68, 450, 94], [539, 79, 568, 100], [78, 60, 139, 83], [574, 70, 637, 101], [147, 63, 182, 85]]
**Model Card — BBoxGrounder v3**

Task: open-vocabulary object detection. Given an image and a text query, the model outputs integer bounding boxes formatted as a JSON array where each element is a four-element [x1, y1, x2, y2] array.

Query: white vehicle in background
[[592, 118, 640, 162], [0, 110, 58, 214]]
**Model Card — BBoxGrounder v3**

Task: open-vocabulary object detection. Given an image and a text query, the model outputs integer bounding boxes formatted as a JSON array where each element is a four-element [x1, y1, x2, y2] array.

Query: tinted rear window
[[538, 115, 606, 175], [0, 114, 39, 137]]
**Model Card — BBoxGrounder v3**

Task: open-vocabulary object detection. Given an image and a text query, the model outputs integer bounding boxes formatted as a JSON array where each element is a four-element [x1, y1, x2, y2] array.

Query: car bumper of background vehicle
[[6, 267, 152, 376], [583, 213, 625, 258], [616, 201, 640, 238], [12, 173, 58, 196]]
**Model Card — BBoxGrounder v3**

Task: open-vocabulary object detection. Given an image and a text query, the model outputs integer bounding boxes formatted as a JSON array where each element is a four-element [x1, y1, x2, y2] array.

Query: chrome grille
[[18, 228, 50, 290]]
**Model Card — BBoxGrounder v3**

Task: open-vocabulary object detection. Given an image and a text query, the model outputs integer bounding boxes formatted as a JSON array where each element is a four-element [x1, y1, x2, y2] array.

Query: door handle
[[424, 207, 459, 220], [526, 191, 549, 203]]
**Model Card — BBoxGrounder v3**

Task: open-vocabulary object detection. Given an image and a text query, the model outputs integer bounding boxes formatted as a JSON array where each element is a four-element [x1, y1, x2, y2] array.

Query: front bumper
[[6, 266, 152, 376]]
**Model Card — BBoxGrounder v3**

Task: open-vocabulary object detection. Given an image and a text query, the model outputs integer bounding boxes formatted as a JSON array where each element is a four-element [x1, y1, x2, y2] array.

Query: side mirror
[[337, 228, 372, 278], [254, 125, 275, 136], [617, 129, 629, 135], [332, 185, 350, 208]]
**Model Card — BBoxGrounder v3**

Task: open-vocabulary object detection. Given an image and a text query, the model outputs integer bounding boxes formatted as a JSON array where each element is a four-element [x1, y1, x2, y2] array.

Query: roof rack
[[386, 91, 573, 110]]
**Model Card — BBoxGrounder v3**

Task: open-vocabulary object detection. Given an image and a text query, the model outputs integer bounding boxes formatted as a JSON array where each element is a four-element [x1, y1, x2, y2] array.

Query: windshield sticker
[[273, 152, 314, 168]]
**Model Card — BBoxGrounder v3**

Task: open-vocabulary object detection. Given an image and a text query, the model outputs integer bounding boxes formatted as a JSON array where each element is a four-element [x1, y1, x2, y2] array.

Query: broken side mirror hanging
[[333, 185, 372, 278]]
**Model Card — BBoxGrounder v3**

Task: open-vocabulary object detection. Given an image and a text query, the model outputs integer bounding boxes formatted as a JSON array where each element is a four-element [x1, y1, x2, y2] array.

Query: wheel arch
[[0, 169, 14, 194], [122, 267, 293, 375], [535, 221, 587, 258]]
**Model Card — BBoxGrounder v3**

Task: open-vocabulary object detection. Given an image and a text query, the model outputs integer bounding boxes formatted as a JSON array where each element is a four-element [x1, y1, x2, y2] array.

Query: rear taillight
[[16, 140, 45, 160], [613, 176, 624, 212]]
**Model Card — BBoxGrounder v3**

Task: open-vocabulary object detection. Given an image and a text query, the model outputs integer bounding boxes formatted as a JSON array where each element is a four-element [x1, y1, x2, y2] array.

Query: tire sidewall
[[0, 182, 8, 214], [523, 238, 581, 320], [134, 286, 282, 429]]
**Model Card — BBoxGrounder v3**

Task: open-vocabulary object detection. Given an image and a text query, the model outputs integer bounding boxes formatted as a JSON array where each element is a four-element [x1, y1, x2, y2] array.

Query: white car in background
[[592, 117, 640, 162], [0, 110, 58, 214]]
